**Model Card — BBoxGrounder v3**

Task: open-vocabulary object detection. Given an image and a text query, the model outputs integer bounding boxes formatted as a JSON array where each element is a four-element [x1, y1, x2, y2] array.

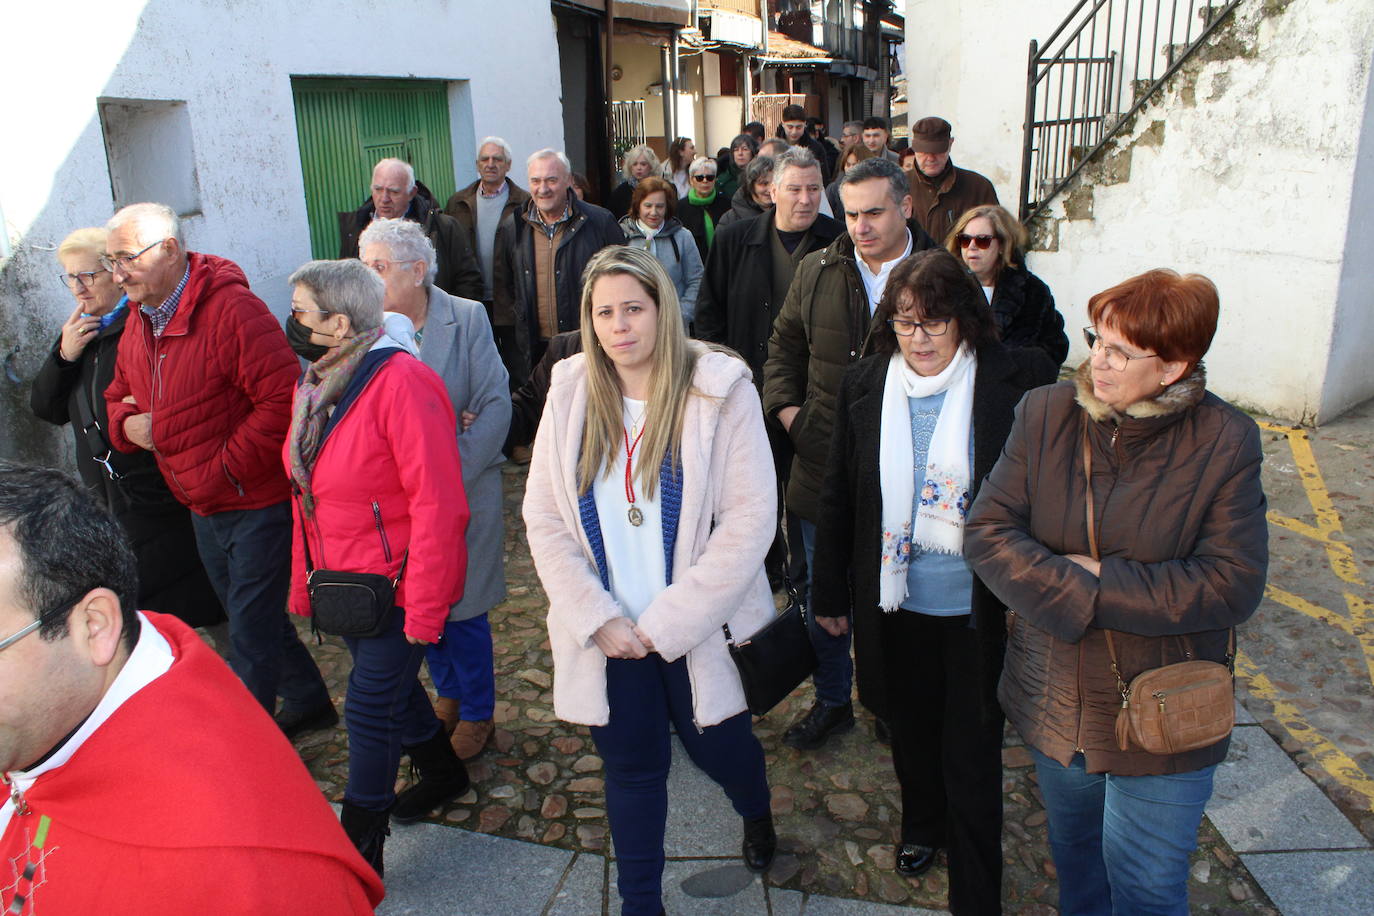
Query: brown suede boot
[[433, 697, 460, 737], [450, 718, 494, 760]]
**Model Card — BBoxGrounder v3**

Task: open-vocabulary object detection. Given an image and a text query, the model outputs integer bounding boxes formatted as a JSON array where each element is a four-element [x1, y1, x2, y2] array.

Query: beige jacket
[[522, 347, 777, 727]]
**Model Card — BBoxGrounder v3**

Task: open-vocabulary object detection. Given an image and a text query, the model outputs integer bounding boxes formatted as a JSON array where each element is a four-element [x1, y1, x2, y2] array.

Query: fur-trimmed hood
[[1073, 358, 1207, 423]]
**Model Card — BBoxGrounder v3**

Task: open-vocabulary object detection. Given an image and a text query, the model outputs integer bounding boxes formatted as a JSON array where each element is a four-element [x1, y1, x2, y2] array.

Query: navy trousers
[[591, 654, 771, 916], [190, 500, 330, 714]]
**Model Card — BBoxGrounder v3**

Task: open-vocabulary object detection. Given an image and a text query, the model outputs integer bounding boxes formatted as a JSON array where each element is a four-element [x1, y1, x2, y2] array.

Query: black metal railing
[[1018, 0, 1242, 222]]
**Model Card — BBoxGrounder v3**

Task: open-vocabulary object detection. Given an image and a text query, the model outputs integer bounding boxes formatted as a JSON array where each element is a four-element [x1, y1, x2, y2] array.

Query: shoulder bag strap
[[1084, 420, 1129, 699]]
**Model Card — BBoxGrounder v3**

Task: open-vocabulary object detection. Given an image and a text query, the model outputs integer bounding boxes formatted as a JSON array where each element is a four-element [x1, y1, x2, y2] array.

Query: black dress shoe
[[895, 843, 938, 877], [782, 701, 855, 751], [742, 814, 777, 873], [275, 701, 339, 740], [873, 716, 892, 746]]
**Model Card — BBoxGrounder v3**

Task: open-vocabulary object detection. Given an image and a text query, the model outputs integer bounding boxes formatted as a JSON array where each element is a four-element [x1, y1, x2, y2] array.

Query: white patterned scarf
[[877, 345, 976, 611]]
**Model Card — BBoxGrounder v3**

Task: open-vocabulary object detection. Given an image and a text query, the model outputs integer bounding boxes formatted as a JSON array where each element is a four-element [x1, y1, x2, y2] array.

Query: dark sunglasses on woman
[[956, 234, 996, 250]]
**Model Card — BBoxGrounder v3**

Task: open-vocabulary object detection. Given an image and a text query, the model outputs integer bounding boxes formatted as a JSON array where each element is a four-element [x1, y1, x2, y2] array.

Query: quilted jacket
[[106, 253, 298, 515]]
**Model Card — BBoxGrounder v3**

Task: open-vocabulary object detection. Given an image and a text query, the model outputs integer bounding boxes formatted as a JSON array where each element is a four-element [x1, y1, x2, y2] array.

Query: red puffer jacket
[[286, 352, 469, 644], [105, 253, 298, 515]]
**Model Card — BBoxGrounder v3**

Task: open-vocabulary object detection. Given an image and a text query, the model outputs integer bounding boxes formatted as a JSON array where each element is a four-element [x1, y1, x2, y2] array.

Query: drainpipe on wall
[[606, 2, 617, 166], [660, 41, 676, 144], [669, 30, 680, 141]]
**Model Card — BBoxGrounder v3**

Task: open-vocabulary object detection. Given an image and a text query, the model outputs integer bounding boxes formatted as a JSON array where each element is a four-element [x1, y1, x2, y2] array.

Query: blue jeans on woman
[[1031, 748, 1217, 916], [343, 610, 442, 811], [424, 613, 496, 721], [591, 654, 771, 916]]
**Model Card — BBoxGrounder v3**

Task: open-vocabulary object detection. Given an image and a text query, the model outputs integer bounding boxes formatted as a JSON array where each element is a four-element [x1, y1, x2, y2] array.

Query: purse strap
[[294, 492, 409, 586], [1084, 421, 1236, 698], [723, 573, 805, 646]]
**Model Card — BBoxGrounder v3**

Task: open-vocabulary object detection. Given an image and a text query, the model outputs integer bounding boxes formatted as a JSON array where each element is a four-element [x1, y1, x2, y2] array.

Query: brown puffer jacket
[[964, 361, 1268, 776]]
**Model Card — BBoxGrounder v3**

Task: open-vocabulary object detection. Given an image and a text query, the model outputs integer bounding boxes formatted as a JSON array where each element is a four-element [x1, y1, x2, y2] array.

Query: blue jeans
[[1032, 749, 1217, 916], [190, 501, 330, 713], [591, 655, 771, 916], [425, 614, 496, 721], [343, 610, 441, 811], [798, 519, 853, 708]]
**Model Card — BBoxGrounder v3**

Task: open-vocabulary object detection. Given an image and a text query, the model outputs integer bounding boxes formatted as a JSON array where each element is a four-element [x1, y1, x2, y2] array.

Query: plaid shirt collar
[[140, 262, 192, 338], [523, 194, 575, 239]]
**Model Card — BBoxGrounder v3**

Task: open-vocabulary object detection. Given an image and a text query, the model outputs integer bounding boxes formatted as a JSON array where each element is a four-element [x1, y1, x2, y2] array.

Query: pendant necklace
[[623, 417, 647, 527]]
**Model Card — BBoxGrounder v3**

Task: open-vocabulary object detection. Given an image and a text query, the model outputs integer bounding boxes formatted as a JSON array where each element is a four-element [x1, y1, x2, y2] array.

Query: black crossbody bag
[[298, 503, 407, 640], [722, 576, 818, 716]]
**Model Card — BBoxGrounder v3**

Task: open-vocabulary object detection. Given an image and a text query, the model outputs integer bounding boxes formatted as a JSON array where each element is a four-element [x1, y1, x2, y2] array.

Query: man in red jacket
[[0, 464, 383, 914], [102, 203, 333, 735]]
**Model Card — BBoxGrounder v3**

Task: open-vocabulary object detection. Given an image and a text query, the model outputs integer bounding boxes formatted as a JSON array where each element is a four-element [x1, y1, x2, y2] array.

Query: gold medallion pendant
[[628, 506, 644, 527]]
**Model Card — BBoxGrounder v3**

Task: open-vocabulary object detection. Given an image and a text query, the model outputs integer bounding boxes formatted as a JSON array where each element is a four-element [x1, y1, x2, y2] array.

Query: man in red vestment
[[0, 463, 382, 915]]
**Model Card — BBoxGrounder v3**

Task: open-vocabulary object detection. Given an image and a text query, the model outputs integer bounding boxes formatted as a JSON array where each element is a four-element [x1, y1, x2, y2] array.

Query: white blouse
[[591, 397, 667, 621]]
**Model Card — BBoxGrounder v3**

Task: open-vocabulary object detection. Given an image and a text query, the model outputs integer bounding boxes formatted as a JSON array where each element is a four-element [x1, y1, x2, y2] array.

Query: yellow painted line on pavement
[[1265, 584, 1354, 635], [1236, 651, 1374, 812], [1345, 592, 1374, 691], [1260, 422, 1364, 585]]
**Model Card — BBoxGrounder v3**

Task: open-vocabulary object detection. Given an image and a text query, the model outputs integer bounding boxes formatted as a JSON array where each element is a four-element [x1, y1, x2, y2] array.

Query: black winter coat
[[695, 211, 842, 385], [492, 194, 624, 380], [504, 330, 584, 455], [29, 310, 226, 628], [990, 264, 1069, 366], [810, 343, 1058, 720], [715, 187, 768, 229], [676, 192, 732, 261]]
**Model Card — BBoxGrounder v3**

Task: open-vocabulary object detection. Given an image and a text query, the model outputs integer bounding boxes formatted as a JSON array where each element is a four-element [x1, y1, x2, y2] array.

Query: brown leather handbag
[[1082, 422, 1235, 755]]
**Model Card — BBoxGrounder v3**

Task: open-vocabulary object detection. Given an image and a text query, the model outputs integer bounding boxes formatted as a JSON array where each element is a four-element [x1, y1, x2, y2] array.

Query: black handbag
[[722, 578, 818, 716], [298, 503, 406, 639]]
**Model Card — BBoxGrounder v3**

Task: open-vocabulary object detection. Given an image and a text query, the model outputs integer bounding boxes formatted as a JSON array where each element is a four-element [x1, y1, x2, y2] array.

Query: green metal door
[[292, 78, 458, 259]]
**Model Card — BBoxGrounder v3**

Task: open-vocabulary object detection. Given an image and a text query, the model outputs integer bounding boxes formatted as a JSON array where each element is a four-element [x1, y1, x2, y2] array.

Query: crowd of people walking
[[6, 109, 1267, 916]]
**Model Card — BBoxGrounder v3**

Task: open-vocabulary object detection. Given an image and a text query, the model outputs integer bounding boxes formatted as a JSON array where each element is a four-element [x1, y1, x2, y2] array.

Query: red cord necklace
[[623, 420, 647, 527]]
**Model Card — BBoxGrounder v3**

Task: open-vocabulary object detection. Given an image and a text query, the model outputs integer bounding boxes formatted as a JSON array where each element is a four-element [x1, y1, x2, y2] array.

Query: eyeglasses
[[691, 173, 716, 182], [59, 269, 110, 289], [289, 306, 331, 316], [0, 592, 88, 653], [889, 317, 950, 337], [956, 234, 996, 250], [365, 258, 419, 275], [99, 240, 165, 273], [1083, 327, 1158, 371]]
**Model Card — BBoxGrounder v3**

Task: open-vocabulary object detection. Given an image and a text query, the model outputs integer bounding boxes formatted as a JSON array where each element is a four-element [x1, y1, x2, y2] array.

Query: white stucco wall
[[0, 0, 565, 462], [905, 0, 1374, 422], [904, 0, 1077, 199]]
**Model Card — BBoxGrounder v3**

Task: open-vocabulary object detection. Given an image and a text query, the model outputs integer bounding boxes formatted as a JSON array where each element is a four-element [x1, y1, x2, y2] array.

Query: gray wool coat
[[418, 286, 512, 621]]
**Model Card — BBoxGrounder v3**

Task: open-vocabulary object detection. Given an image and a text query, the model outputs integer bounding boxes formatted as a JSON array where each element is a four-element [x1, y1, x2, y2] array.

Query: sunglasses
[[956, 234, 996, 250], [691, 173, 716, 182]]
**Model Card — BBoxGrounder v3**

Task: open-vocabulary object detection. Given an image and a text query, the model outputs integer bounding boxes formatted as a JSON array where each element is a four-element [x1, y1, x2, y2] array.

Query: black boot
[[391, 727, 471, 824], [742, 814, 777, 873], [341, 801, 390, 878]]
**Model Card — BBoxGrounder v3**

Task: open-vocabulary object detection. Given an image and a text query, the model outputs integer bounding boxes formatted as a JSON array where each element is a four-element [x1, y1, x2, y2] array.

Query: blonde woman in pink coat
[[523, 246, 776, 915]]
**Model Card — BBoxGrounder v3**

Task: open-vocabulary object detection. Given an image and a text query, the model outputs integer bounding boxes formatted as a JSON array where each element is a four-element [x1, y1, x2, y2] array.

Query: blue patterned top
[[901, 391, 974, 616]]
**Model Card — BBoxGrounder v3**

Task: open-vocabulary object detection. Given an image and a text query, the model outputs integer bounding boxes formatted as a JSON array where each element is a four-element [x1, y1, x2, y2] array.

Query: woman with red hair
[[965, 269, 1269, 915]]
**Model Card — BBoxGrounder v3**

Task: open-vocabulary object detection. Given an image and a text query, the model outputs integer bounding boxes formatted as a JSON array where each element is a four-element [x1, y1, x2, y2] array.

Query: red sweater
[[287, 352, 469, 643], [0, 613, 384, 914], [105, 253, 299, 515]]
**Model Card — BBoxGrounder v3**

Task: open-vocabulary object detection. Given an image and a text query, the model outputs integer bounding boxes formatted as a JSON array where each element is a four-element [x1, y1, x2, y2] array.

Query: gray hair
[[838, 157, 910, 207], [358, 218, 439, 287], [477, 136, 513, 163], [743, 155, 775, 189], [106, 202, 183, 248], [842, 120, 864, 134], [288, 260, 385, 333], [621, 144, 660, 183], [373, 158, 416, 192], [527, 148, 573, 176], [758, 138, 790, 157], [687, 155, 717, 179], [772, 146, 821, 186]]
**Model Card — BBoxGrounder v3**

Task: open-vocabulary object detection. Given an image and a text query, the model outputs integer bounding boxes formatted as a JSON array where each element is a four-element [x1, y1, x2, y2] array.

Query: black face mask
[[286, 315, 330, 362]]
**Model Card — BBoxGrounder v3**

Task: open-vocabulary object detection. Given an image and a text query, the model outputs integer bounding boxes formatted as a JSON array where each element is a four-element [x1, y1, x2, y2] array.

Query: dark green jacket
[[761, 220, 937, 521]]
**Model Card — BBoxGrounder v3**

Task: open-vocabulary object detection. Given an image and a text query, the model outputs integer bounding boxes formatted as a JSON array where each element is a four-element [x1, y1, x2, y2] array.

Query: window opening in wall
[[98, 99, 201, 217]]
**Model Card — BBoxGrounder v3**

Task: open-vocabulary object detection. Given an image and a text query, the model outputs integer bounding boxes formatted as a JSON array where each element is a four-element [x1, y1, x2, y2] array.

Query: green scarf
[[687, 186, 718, 249], [288, 326, 385, 517]]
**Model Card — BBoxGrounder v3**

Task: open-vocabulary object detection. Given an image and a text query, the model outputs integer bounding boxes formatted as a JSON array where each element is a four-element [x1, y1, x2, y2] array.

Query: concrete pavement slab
[[664, 741, 746, 858], [801, 894, 948, 914], [1241, 850, 1374, 916], [609, 859, 766, 913], [378, 821, 573, 915], [1208, 726, 1368, 852], [544, 851, 606, 916]]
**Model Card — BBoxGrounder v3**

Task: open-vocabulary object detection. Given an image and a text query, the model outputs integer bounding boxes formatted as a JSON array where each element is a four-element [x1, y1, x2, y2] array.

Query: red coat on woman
[[286, 350, 470, 644]]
